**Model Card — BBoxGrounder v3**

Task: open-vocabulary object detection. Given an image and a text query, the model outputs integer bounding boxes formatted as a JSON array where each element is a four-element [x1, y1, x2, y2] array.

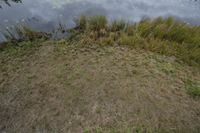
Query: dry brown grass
[[0, 41, 200, 133]]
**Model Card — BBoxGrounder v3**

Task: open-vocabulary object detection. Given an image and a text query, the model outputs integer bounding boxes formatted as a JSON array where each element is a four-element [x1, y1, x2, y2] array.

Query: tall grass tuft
[[88, 16, 107, 31], [125, 24, 136, 36], [75, 15, 87, 30], [110, 20, 126, 32]]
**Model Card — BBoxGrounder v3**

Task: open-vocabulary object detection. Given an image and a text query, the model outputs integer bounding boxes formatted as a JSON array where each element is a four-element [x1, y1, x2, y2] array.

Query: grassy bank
[[1, 39, 200, 133], [68, 16, 200, 66], [1, 16, 200, 97], [1, 16, 200, 132], [1, 16, 200, 67]]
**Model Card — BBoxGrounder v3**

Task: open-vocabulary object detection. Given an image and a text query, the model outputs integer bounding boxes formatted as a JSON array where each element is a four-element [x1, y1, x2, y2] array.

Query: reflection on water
[[0, 0, 200, 41], [0, 0, 22, 7]]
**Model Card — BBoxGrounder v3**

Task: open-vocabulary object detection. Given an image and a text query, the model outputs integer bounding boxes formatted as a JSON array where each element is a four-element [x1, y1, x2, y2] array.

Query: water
[[0, 0, 200, 41]]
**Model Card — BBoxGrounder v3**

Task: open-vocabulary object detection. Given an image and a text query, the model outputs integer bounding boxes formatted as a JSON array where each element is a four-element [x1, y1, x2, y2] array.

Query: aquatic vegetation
[[68, 16, 200, 66], [1, 15, 200, 66]]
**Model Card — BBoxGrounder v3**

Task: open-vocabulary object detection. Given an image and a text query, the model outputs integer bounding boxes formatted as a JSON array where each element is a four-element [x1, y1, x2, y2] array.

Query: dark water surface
[[0, 0, 200, 41]]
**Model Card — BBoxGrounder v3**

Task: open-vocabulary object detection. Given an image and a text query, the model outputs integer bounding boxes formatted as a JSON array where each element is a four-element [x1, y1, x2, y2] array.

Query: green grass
[[88, 16, 107, 31], [0, 39, 44, 58], [110, 20, 126, 32], [186, 81, 200, 97], [68, 15, 200, 67], [75, 15, 87, 30]]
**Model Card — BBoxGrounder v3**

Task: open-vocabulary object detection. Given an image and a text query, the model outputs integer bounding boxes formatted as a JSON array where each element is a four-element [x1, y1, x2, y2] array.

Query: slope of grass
[[1, 41, 200, 133], [2, 15, 200, 67], [1, 15, 200, 133]]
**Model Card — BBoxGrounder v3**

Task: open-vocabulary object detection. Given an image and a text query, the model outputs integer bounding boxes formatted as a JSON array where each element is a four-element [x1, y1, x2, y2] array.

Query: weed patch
[[186, 81, 200, 97]]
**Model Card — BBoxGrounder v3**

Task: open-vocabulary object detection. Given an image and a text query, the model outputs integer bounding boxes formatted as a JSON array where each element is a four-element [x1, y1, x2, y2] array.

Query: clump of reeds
[[70, 15, 200, 66]]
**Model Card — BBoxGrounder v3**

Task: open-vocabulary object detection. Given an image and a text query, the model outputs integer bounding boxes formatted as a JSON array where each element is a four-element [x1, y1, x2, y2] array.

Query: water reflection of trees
[[0, 0, 22, 8]]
